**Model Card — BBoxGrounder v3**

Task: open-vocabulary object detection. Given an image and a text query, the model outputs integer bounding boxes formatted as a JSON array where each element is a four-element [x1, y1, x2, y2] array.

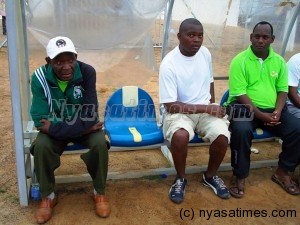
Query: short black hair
[[253, 21, 273, 35], [179, 18, 202, 33]]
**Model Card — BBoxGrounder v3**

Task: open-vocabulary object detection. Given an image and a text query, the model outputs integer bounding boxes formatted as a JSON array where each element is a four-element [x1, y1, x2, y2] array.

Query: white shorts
[[162, 113, 230, 143]]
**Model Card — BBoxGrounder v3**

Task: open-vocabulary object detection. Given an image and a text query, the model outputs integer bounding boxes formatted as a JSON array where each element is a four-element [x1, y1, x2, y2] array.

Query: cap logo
[[56, 39, 66, 48]]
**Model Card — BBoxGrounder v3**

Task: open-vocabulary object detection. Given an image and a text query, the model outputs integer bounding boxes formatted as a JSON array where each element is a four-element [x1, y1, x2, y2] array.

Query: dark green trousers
[[30, 130, 108, 198]]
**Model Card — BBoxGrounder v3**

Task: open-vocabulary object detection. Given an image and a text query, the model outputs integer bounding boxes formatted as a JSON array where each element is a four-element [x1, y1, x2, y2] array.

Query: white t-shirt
[[159, 46, 213, 105], [287, 53, 300, 105]]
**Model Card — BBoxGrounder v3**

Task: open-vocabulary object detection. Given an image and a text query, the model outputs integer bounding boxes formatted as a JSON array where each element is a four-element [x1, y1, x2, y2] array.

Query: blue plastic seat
[[104, 86, 164, 147], [189, 134, 205, 143], [65, 143, 87, 151], [220, 90, 275, 140]]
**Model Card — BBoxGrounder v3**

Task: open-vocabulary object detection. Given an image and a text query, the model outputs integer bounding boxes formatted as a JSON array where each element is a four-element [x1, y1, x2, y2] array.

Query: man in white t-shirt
[[286, 53, 300, 187], [287, 53, 300, 118], [159, 18, 231, 204]]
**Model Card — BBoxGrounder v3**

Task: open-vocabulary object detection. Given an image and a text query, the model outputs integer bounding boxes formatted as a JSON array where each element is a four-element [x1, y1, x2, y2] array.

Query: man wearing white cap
[[30, 36, 111, 223]]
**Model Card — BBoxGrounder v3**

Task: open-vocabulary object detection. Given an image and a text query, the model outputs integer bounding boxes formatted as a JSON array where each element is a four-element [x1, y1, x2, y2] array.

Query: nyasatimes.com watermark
[[47, 100, 99, 125], [179, 208, 297, 221], [47, 99, 255, 125]]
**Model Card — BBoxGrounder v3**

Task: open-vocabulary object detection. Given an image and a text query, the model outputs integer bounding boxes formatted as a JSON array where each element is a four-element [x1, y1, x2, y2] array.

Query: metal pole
[[281, 2, 300, 57], [161, 0, 174, 60], [6, 0, 30, 206]]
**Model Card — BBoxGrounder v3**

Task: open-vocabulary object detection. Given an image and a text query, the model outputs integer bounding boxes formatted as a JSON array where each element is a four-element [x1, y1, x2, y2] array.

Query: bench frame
[[21, 88, 280, 206]]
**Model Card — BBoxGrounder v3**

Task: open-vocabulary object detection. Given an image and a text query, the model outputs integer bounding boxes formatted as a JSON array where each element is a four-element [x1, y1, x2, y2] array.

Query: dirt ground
[[0, 30, 300, 225]]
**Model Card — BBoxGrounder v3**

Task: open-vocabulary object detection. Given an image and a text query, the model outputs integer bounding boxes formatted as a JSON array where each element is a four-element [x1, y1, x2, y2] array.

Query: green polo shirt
[[226, 46, 288, 109]]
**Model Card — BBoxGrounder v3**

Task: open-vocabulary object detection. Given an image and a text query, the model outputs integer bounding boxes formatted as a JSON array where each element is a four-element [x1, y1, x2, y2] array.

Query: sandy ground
[[0, 30, 300, 225]]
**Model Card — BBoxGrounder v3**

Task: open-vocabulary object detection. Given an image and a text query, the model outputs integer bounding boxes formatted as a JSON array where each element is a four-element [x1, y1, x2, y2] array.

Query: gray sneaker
[[169, 177, 187, 203], [202, 174, 230, 199]]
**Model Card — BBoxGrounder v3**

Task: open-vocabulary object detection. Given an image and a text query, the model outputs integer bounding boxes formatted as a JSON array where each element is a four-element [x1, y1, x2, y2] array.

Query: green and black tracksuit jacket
[[30, 61, 99, 140]]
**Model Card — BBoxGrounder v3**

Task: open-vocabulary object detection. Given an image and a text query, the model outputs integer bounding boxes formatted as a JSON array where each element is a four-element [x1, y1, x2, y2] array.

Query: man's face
[[250, 24, 274, 56], [50, 52, 77, 81], [178, 23, 203, 56]]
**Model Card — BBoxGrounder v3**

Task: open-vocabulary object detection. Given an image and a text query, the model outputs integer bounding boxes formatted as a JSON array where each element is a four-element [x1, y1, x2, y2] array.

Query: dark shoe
[[94, 194, 111, 218], [271, 174, 300, 195], [202, 174, 230, 199], [229, 176, 245, 198], [169, 177, 187, 204], [35, 197, 58, 224]]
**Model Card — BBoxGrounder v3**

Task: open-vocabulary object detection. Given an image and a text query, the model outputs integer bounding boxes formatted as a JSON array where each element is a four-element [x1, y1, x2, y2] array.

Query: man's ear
[[271, 35, 275, 43], [45, 57, 51, 64]]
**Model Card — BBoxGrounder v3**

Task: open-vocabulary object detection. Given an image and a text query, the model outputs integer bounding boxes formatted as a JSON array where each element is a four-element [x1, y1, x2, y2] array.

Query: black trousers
[[227, 103, 300, 179], [2, 16, 6, 35]]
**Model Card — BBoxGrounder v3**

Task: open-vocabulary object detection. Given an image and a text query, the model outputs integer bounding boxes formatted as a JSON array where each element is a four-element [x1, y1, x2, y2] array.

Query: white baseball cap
[[46, 36, 78, 59]]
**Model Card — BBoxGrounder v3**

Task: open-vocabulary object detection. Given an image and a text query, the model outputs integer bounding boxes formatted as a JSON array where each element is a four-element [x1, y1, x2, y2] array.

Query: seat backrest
[[104, 86, 157, 124], [220, 89, 229, 106]]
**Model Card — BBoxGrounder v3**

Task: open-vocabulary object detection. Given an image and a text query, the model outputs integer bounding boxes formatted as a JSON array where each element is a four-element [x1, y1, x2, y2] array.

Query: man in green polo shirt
[[225, 21, 300, 198]]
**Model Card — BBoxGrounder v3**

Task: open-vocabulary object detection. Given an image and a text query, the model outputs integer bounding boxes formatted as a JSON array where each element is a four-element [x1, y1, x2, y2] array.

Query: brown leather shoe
[[35, 197, 58, 224], [94, 194, 111, 218]]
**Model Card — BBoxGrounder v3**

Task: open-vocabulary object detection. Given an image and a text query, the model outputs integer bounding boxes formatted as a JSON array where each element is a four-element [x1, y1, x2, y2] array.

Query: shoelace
[[212, 176, 226, 189], [173, 179, 184, 194]]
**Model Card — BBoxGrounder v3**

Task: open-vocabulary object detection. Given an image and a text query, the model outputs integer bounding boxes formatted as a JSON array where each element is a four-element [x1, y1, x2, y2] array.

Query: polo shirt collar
[[247, 45, 275, 61]]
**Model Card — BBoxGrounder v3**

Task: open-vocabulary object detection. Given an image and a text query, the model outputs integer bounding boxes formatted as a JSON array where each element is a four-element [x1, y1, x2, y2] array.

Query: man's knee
[[171, 129, 190, 143], [212, 134, 229, 146], [90, 137, 109, 153], [86, 131, 109, 150], [173, 128, 189, 138], [230, 121, 252, 135], [30, 134, 52, 155]]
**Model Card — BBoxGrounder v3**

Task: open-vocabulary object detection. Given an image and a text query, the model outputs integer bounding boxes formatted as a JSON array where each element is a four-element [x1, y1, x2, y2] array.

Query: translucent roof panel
[[166, 0, 300, 77], [25, 0, 168, 87]]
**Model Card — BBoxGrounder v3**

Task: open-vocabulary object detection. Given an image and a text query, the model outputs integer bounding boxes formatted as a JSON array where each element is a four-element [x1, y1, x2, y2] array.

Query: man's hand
[[206, 104, 226, 118], [264, 109, 282, 126], [271, 109, 282, 120], [256, 111, 281, 126], [82, 122, 103, 135], [37, 119, 51, 134]]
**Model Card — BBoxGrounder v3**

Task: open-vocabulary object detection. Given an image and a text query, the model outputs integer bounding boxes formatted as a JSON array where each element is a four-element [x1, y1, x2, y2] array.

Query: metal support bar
[[0, 37, 7, 48], [281, 2, 300, 57], [161, 0, 174, 60], [6, 0, 30, 207], [55, 159, 278, 184]]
